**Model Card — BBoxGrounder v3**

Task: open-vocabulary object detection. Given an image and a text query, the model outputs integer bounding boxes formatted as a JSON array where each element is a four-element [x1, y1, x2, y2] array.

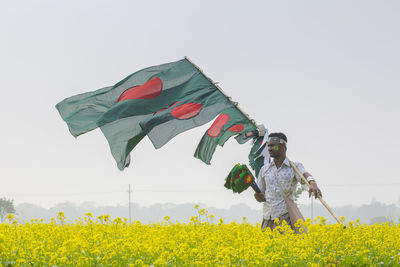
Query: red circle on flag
[[117, 77, 162, 102], [153, 101, 180, 116], [171, 103, 202, 119], [245, 175, 252, 184], [207, 114, 230, 137], [228, 124, 244, 133]]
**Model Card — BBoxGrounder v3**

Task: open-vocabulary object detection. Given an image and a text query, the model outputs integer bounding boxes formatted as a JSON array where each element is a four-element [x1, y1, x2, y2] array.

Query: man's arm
[[254, 167, 266, 202]]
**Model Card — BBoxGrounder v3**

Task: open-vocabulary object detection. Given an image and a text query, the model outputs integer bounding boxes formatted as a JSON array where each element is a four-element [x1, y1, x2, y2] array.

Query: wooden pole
[[289, 160, 342, 225]]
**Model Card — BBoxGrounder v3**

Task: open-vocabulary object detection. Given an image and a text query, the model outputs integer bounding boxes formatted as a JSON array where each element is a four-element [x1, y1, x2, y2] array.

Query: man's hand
[[254, 193, 265, 202], [308, 181, 322, 199]]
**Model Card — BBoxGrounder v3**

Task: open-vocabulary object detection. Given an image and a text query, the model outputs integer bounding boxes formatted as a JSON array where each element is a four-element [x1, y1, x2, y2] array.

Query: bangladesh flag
[[99, 116, 147, 170], [56, 58, 234, 170], [194, 107, 257, 165], [248, 135, 269, 177], [139, 89, 231, 149], [57, 59, 199, 137], [224, 164, 256, 194]]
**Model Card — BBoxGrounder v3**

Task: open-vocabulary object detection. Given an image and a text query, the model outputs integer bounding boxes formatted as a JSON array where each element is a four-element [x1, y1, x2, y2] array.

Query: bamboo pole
[[289, 160, 343, 225], [184, 56, 259, 131]]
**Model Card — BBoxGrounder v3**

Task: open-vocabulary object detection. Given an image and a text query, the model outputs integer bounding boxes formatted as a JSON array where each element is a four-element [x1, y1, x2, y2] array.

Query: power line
[[3, 183, 400, 198], [128, 184, 132, 223], [2, 191, 126, 197], [321, 183, 400, 187]]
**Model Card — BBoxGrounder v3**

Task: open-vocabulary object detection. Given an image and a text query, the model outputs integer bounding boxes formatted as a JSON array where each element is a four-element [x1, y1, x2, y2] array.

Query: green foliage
[[0, 198, 16, 223]]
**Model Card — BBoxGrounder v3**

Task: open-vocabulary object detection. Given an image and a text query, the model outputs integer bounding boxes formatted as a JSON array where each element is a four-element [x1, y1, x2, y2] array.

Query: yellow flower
[[7, 213, 15, 221]]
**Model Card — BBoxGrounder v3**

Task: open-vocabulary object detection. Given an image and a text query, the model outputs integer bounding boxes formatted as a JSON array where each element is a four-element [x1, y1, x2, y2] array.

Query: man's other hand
[[254, 193, 265, 202], [308, 181, 322, 199]]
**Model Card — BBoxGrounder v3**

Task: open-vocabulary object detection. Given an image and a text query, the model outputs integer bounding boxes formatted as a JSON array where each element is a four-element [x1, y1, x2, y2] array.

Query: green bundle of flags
[[224, 164, 256, 194], [56, 58, 258, 170]]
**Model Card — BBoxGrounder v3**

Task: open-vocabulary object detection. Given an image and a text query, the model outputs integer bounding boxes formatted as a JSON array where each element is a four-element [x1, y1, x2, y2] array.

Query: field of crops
[[1, 207, 399, 266]]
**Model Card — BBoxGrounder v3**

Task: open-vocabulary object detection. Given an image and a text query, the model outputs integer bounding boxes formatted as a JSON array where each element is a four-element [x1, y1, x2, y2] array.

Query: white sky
[[1, 0, 399, 210]]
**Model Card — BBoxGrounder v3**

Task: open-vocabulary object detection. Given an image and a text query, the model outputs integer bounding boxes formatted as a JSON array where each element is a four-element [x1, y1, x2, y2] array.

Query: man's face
[[268, 142, 285, 158]]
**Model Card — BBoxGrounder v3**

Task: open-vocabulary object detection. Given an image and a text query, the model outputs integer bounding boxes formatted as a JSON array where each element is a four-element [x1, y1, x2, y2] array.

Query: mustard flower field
[[1, 208, 399, 266]]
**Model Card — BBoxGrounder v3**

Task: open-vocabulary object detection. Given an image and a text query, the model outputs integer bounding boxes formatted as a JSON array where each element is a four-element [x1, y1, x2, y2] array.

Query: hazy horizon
[[12, 199, 400, 226]]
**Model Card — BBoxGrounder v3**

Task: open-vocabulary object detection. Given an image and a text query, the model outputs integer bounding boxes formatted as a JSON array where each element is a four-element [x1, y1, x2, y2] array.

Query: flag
[[248, 134, 270, 177], [234, 129, 258, 144], [57, 59, 199, 137], [140, 89, 232, 149], [194, 107, 257, 164], [56, 58, 234, 170], [224, 164, 256, 194]]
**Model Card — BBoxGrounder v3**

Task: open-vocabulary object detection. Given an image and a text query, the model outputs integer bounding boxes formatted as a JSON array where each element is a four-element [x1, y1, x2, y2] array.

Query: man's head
[[267, 132, 287, 159]]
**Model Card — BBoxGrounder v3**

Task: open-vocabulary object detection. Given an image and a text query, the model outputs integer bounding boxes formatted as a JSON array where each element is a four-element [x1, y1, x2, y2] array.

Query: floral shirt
[[256, 157, 306, 220]]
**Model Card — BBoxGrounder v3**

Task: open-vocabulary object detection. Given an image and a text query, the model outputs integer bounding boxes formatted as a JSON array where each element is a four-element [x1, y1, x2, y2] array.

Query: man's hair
[[268, 132, 288, 143]]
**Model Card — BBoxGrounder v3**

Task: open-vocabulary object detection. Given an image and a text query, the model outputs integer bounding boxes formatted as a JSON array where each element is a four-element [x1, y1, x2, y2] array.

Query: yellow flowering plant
[[0, 207, 399, 266]]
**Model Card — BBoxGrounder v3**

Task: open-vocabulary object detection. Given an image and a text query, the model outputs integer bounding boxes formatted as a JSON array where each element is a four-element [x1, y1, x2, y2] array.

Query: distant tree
[[369, 216, 387, 225], [0, 198, 16, 222]]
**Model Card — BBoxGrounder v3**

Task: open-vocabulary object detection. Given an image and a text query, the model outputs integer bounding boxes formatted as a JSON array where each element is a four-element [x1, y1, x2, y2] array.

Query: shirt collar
[[283, 157, 290, 166], [269, 157, 290, 168]]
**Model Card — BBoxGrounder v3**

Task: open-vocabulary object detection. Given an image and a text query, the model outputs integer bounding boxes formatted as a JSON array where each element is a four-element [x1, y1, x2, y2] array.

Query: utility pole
[[311, 193, 314, 220], [128, 184, 132, 223]]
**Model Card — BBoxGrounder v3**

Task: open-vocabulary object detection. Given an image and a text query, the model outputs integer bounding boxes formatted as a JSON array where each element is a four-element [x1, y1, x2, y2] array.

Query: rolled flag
[[248, 136, 264, 177], [225, 164, 261, 194]]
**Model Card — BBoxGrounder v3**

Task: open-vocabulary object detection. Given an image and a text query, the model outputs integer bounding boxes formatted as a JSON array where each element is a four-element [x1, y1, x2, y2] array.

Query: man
[[254, 132, 322, 230]]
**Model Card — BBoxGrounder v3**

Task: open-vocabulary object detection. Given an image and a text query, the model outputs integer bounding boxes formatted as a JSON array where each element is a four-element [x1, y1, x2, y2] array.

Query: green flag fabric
[[56, 58, 235, 170], [248, 135, 266, 177], [99, 116, 147, 170], [57, 59, 198, 137], [194, 107, 257, 165], [139, 85, 232, 149], [234, 129, 258, 144]]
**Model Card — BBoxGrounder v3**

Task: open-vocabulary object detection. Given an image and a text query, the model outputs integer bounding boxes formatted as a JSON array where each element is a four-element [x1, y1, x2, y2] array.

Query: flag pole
[[184, 56, 260, 131]]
